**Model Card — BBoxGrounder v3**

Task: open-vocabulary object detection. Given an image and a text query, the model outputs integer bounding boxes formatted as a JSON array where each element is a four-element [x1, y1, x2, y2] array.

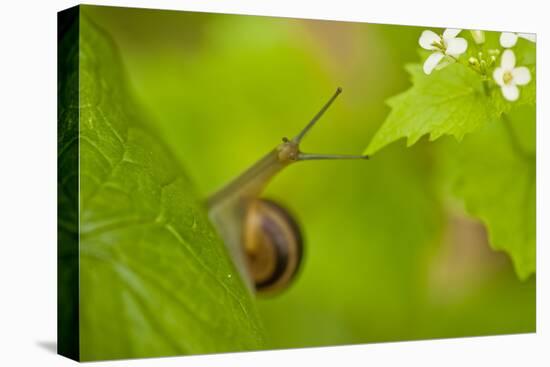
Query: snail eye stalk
[[292, 87, 369, 161], [292, 87, 342, 144], [298, 153, 369, 161]]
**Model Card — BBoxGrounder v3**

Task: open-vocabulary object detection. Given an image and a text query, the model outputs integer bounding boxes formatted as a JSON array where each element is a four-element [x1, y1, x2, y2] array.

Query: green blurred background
[[84, 5, 535, 349]]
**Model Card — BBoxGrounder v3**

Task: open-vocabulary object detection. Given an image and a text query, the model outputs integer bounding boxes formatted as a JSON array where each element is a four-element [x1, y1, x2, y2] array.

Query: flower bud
[[479, 59, 487, 73], [470, 30, 486, 44]]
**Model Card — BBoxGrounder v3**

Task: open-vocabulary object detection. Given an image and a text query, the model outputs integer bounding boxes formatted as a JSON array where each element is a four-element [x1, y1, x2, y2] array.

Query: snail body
[[207, 88, 368, 294]]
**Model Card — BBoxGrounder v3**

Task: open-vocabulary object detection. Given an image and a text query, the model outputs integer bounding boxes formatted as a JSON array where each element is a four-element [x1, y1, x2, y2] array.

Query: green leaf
[[58, 7, 80, 359], [365, 62, 535, 155], [364, 39, 537, 279], [73, 13, 265, 361], [366, 64, 492, 155], [452, 105, 536, 279]]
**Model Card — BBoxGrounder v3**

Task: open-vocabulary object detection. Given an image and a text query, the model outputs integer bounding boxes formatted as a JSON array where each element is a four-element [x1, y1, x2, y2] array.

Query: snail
[[207, 88, 368, 294]]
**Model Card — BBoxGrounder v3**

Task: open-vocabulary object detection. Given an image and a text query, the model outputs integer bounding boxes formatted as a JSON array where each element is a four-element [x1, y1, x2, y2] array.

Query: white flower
[[419, 29, 468, 75], [500, 32, 536, 48], [493, 49, 531, 101]]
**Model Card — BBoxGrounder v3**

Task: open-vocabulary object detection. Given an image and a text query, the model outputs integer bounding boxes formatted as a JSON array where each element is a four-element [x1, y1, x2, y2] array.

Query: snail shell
[[243, 199, 303, 293]]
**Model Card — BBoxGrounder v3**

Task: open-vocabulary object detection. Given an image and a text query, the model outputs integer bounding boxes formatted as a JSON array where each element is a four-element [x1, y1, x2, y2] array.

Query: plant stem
[[482, 79, 490, 96]]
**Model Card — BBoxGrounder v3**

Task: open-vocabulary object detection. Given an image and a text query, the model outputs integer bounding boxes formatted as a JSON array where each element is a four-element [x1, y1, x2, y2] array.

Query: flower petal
[[445, 37, 467, 56], [419, 30, 440, 50], [518, 33, 536, 42], [493, 67, 505, 86], [443, 28, 461, 39], [512, 66, 531, 85], [501, 49, 516, 70], [423, 52, 444, 75], [501, 84, 519, 101], [500, 32, 518, 48]]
